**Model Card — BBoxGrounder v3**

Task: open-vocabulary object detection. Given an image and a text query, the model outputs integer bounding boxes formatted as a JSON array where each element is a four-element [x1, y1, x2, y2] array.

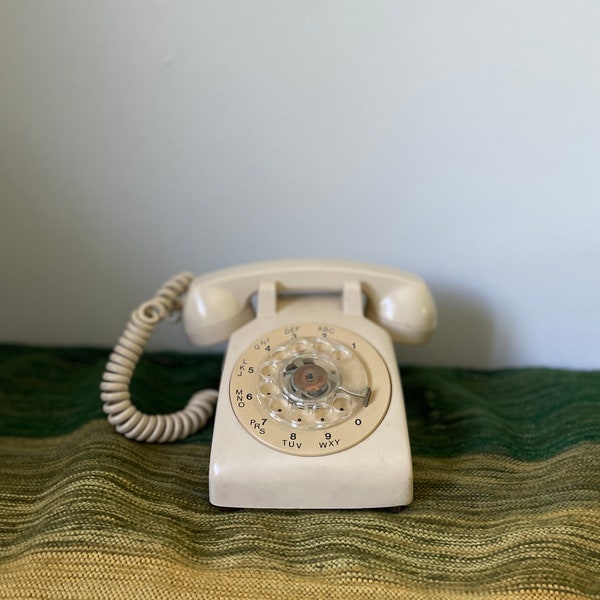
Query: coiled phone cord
[[100, 272, 218, 442]]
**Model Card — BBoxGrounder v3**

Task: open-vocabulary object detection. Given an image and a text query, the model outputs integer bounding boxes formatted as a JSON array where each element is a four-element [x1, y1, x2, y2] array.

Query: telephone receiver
[[101, 259, 436, 509], [183, 259, 436, 347]]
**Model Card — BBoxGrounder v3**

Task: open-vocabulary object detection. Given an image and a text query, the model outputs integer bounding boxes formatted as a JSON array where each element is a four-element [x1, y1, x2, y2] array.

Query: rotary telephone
[[101, 260, 436, 509]]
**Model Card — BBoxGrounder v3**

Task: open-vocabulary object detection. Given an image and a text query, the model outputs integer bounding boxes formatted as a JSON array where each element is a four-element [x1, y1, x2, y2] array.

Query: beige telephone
[[101, 260, 436, 509]]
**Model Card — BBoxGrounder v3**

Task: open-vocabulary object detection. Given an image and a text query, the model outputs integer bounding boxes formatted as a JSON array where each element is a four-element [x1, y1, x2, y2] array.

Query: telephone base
[[208, 296, 413, 510]]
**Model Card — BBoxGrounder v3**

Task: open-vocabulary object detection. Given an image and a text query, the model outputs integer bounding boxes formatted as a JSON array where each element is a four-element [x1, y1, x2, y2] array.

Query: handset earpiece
[[365, 280, 437, 345], [183, 282, 255, 346]]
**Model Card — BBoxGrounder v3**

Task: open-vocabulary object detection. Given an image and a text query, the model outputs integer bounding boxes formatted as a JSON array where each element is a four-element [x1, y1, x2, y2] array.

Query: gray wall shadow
[[394, 284, 501, 368]]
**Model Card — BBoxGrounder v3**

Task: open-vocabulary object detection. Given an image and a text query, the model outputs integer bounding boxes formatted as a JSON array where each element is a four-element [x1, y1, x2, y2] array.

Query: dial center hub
[[291, 364, 329, 396]]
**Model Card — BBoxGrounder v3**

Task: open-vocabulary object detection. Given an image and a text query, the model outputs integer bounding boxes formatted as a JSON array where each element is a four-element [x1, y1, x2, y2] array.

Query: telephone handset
[[101, 260, 436, 509]]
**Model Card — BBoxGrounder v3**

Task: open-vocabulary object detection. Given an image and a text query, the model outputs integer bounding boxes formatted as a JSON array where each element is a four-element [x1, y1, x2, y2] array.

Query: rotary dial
[[229, 323, 391, 456]]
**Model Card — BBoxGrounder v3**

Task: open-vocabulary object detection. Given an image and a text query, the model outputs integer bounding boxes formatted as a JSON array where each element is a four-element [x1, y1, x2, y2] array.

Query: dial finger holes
[[289, 408, 307, 424], [312, 339, 332, 354], [271, 347, 291, 361], [269, 397, 288, 415], [333, 393, 353, 412], [331, 346, 351, 361], [313, 406, 333, 425], [251, 333, 369, 430], [260, 361, 279, 378], [290, 339, 310, 353], [259, 380, 279, 397]]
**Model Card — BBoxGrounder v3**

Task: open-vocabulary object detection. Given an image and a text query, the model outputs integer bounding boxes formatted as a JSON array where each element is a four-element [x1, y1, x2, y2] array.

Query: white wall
[[1, 1, 599, 368]]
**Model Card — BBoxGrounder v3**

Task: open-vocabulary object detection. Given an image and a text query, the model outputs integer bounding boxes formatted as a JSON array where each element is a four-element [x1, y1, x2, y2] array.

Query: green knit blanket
[[0, 345, 598, 599]]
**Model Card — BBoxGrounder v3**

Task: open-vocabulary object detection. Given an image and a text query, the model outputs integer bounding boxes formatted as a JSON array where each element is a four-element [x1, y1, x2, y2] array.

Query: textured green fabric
[[0, 345, 599, 599]]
